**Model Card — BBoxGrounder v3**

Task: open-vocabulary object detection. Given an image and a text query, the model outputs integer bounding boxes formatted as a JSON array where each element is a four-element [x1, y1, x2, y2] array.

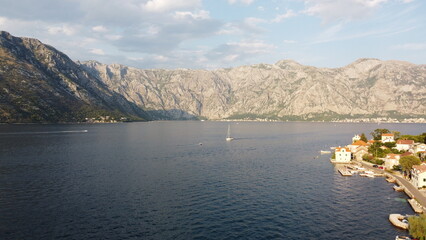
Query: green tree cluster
[[360, 133, 368, 142], [408, 214, 426, 240], [399, 134, 426, 143], [370, 129, 390, 140], [399, 155, 421, 175], [368, 141, 399, 158]]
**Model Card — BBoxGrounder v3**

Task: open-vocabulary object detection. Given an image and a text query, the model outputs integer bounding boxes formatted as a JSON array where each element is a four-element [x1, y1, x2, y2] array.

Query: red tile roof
[[352, 140, 368, 146], [397, 140, 414, 145], [412, 165, 426, 173], [386, 154, 400, 159], [336, 147, 350, 152], [400, 152, 413, 157], [382, 133, 394, 136]]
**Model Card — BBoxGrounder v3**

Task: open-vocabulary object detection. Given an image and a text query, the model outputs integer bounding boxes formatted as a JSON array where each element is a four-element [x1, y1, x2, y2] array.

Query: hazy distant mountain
[[1, 31, 425, 123], [0, 31, 149, 123], [81, 58, 426, 120]]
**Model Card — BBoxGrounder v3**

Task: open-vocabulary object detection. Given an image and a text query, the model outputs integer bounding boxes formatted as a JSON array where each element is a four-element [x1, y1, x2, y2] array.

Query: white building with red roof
[[347, 140, 368, 152], [396, 139, 415, 152], [384, 154, 401, 170], [414, 143, 426, 154], [333, 147, 352, 163], [411, 164, 426, 189], [352, 134, 361, 143], [381, 133, 395, 143]]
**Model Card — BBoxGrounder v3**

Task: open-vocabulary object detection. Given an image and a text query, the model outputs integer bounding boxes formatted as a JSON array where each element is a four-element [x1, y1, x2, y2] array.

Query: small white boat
[[320, 150, 331, 154], [395, 236, 410, 240], [393, 185, 404, 192], [225, 124, 234, 141]]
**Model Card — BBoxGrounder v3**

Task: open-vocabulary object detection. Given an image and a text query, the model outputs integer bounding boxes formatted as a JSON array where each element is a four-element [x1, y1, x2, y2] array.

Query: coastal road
[[393, 175, 426, 208], [359, 161, 426, 210]]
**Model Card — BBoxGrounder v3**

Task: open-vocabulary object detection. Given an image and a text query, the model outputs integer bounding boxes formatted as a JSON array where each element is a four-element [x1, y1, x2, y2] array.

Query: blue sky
[[0, 0, 425, 69]]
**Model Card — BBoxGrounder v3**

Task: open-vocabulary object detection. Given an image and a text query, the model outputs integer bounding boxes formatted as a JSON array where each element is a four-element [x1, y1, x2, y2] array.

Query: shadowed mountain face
[[81, 58, 426, 121], [1, 31, 425, 122], [0, 31, 150, 123]]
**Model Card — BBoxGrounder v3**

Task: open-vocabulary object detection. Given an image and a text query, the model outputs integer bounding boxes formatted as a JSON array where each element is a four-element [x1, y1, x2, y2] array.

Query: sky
[[0, 0, 425, 69]]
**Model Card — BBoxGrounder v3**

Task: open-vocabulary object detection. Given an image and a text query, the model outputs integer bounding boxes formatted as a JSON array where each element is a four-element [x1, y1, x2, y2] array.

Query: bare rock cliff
[[81, 58, 426, 120]]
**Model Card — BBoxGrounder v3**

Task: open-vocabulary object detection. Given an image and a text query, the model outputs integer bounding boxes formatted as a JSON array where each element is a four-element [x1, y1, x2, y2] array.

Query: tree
[[383, 142, 396, 149], [360, 133, 368, 142], [392, 131, 400, 140], [408, 214, 426, 240], [399, 155, 421, 175], [370, 128, 390, 140]]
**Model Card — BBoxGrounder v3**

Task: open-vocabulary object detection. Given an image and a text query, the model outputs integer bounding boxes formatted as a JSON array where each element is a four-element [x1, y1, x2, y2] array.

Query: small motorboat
[[395, 236, 410, 240]]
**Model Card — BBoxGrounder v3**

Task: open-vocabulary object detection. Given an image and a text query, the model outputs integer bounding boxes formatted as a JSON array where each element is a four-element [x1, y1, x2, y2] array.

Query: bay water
[[0, 122, 425, 239]]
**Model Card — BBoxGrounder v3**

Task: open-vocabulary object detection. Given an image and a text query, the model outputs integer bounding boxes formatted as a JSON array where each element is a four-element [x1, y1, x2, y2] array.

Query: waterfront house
[[347, 140, 368, 152], [353, 146, 369, 161], [395, 140, 415, 152], [334, 147, 352, 163], [418, 151, 426, 161], [384, 154, 401, 170], [352, 134, 361, 143], [381, 133, 395, 143], [411, 164, 426, 189], [414, 143, 426, 154]]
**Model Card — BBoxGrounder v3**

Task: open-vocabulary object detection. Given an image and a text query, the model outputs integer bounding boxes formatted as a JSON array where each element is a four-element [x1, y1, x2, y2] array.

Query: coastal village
[[329, 130, 426, 239]]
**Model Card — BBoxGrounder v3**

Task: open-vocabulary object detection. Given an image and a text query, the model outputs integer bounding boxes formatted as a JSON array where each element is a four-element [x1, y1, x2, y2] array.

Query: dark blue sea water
[[0, 122, 425, 239]]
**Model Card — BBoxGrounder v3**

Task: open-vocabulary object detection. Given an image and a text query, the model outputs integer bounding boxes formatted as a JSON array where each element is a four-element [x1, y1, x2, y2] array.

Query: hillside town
[[330, 130, 426, 239], [332, 131, 426, 188]]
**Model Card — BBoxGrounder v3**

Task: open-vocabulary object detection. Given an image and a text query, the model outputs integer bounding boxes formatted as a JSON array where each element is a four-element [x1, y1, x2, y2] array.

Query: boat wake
[[0, 130, 88, 135]]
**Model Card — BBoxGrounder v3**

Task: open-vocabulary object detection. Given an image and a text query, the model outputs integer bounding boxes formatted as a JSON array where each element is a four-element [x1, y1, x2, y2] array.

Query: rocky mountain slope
[[1, 31, 424, 122], [81, 58, 426, 120], [0, 31, 150, 123]]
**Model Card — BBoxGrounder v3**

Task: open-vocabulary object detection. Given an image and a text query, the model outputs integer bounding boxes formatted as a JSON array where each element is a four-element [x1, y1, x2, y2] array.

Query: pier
[[408, 199, 424, 213], [337, 167, 352, 176], [389, 214, 409, 230]]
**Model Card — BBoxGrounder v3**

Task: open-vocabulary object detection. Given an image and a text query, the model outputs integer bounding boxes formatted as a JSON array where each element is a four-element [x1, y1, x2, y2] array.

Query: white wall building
[[396, 140, 415, 152], [411, 164, 426, 189], [352, 134, 361, 143], [381, 133, 395, 143], [414, 143, 426, 154], [384, 154, 400, 170], [333, 147, 352, 163]]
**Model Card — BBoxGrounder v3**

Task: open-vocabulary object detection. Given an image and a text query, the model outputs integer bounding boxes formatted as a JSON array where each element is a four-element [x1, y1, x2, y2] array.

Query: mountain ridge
[[1, 31, 425, 122], [0, 31, 150, 123], [80, 57, 426, 121]]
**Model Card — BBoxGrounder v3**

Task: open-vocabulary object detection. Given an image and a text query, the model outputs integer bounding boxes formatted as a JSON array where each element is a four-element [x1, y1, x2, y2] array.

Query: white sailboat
[[226, 124, 234, 141]]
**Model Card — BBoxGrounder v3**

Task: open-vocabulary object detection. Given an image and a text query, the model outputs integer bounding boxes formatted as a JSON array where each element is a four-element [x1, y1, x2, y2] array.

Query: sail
[[226, 124, 233, 141]]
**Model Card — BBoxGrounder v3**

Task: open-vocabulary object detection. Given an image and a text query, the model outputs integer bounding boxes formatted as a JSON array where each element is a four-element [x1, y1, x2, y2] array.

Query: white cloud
[[154, 55, 169, 62], [90, 48, 105, 55], [174, 10, 210, 20], [393, 43, 426, 50], [206, 40, 276, 63], [302, 0, 388, 22], [283, 40, 297, 44], [0, 17, 6, 25], [143, 0, 201, 12], [228, 0, 255, 4], [272, 10, 297, 23], [92, 25, 108, 33], [105, 34, 123, 41], [47, 25, 76, 36]]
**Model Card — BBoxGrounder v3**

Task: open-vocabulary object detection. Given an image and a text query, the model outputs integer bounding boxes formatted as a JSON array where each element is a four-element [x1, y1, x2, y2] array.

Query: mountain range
[[1, 31, 425, 123]]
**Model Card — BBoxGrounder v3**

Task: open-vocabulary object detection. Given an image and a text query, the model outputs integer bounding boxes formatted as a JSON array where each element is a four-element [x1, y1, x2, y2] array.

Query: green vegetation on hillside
[[408, 214, 426, 240]]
